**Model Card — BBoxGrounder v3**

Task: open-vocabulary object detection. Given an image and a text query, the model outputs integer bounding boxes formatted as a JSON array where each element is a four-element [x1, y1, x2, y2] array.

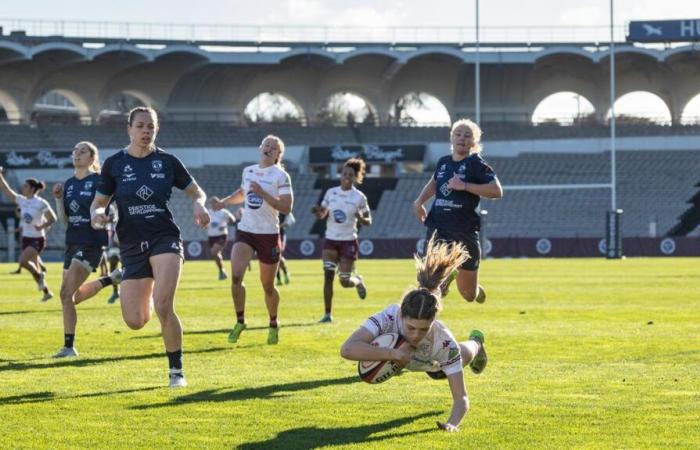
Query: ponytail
[[400, 235, 470, 321]]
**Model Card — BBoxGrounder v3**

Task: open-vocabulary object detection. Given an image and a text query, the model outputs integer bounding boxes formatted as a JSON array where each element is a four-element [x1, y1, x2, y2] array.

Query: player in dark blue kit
[[51, 142, 124, 358], [90, 107, 210, 388], [413, 119, 503, 303]]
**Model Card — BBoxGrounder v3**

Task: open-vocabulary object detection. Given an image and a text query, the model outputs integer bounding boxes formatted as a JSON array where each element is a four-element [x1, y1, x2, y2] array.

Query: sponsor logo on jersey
[[246, 192, 264, 209], [23, 213, 32, 223], [332, 209, 347, 223], [440, 164, 446, 170], [136, 185, 154, 201], [69, 200, 80, 213], [122, 173, 137, 182], [439, 183, 452, 197], [152, 160, 163, 172], [150, 173, 165, 179], [123, 164, 133, 173]]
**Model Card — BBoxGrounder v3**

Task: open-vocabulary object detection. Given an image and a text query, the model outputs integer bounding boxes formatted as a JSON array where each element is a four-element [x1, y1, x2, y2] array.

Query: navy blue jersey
[[97, 148, 193, 246], [63, 173, 108, 246], [424, 153, 497, 232]]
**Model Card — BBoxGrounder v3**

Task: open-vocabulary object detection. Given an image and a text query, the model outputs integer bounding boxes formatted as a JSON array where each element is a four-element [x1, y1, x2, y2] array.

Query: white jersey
[[362, 304, 463, 376], [321, 186, 370, 241], [238, 164, 292, 235], [207, 208, 235, 237], [16, 195, 50, 238]]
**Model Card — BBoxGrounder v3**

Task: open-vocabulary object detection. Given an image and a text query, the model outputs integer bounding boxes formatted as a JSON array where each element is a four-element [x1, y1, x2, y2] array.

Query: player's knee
[[59, 286, 74, 304], [323, 261, 337, 282], [262, 284, 277, 296], [338, 272, 353, 288], [231, 274, 244, 286], [153, 300, 174, 319], [458, 286, 478, 301], [124, 314, 149, 330]]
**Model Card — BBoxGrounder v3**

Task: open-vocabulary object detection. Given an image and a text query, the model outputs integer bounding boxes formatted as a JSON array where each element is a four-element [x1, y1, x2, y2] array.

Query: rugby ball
[[358, 332, 406, 384]]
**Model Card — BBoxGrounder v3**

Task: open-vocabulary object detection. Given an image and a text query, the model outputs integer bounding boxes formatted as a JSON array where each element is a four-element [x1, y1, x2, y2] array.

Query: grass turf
[[0, 258, 698, 449]]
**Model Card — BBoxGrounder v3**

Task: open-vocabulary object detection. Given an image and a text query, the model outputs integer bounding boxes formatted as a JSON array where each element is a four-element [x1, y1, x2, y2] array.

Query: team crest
[[152, 160, 163, 172], [458, 164, 466, 173], [84, 181, 93, 190]]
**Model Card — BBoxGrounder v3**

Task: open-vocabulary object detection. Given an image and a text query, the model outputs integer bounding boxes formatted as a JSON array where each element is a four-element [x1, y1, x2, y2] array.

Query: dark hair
[[25, 178, 46, 193], [128, 106, 159, 126], [344, 158, 366, 185], [400, 236, 470, 321]]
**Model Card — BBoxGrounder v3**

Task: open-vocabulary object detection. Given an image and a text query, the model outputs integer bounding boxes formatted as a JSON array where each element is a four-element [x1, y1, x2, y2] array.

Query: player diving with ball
[[340, 236, 488, 432]]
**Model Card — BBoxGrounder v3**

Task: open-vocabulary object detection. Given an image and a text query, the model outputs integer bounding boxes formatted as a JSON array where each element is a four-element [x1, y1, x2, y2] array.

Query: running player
[[91, 107, 209, 388], [0, 169, 56, 301], [214, 135, 293, 345], [312, 158, 371, 323], [206, 196, 236, 280], [340, 237, 488, 432], [51, 141, 123, 358], [413, 119, 503, 303]]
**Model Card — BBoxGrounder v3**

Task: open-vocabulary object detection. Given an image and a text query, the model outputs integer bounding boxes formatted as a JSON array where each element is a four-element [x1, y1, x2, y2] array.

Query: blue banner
[[628, 20, 700, 42]]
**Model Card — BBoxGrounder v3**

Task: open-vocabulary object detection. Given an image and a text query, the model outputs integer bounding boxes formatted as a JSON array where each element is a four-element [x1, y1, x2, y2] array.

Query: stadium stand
[[1, 122, 699, 150]]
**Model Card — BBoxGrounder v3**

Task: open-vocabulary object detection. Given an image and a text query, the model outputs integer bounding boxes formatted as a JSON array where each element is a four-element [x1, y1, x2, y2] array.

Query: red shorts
[[235, 230, 281, 264], [208, 234, 227, 249], [323, 238, 359, 261], [21, 236, 47, 253]]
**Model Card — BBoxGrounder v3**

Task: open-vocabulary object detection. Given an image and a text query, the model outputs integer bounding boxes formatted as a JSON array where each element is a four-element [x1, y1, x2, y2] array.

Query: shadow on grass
[[132, 375, 358, 410], [0, 386, 161, 406], [0, 347, 229, 373], [130, 322, 321, 340], [236, 411, 440, 449], [0, 309, 62, 316]]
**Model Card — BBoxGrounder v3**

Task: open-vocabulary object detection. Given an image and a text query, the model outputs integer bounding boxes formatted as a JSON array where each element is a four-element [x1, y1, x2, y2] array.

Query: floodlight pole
[[475, 0, 480, 124], [609, 0, 617, 212]]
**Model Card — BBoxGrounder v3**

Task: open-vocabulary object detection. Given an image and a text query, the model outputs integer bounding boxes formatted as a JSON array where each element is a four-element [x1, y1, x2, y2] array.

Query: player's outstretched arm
[[0, 167, 19, 203], [413, 178, 436, 222], [436, 371, 469, 432], [218, 188, 244, 209]]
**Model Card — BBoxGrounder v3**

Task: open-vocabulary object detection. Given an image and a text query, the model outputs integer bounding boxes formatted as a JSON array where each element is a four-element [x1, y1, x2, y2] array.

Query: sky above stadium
[[2, 0, 699, 29]]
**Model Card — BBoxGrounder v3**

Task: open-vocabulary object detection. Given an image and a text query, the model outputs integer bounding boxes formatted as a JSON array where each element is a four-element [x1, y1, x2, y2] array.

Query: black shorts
[[64, 245, 104, 272], [120, 235, 184, 280], [426, 227, 481, 271]]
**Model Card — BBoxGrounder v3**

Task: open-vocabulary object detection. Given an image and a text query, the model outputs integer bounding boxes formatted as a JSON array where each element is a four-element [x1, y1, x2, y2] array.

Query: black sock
[[269, 315, 278, 328], [167, 349, 183, 370], [98, 276, 113, 288], [64, 334, 75, 348], [236, 310, 245, 324]]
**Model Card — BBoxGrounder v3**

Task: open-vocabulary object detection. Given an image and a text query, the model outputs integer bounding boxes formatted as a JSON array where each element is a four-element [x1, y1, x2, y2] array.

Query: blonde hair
[[400, 235, 470, 320], [262, 135, 285, 166], [76, 141, 101, 172], [451, 118, 483, 154]]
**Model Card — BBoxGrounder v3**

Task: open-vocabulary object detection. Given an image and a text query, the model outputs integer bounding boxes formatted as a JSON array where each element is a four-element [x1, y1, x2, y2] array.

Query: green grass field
[[1, 257, 699, 449]]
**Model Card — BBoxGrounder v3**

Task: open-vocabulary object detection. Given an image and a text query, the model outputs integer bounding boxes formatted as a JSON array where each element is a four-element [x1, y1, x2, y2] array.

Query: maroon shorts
[[21, 236, 47, 253], [235, 230, 281, 264], [208, 234, 228, 249], [323, 238, 359, 261]]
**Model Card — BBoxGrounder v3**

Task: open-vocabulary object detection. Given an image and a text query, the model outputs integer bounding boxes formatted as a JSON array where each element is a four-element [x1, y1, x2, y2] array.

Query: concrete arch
[[91, 44, 154, 62], [531, 91, 596, 123], [154, 45, 211, 62], [279, 48, 336, 64], [316, 89, 380, 125], [242, 91, 308, 125], [534, 46, 595, 63], [405, 46, 466, 64], [0, 41, 29, 64], [31, 88, 93, 122], [390, 90, 452, 125], [337, 48, 399, 64], [605, 90, 672, 124], [0, 89, 24, 123], [28, 42, 88, 59], [595, 46, 662, 63]]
